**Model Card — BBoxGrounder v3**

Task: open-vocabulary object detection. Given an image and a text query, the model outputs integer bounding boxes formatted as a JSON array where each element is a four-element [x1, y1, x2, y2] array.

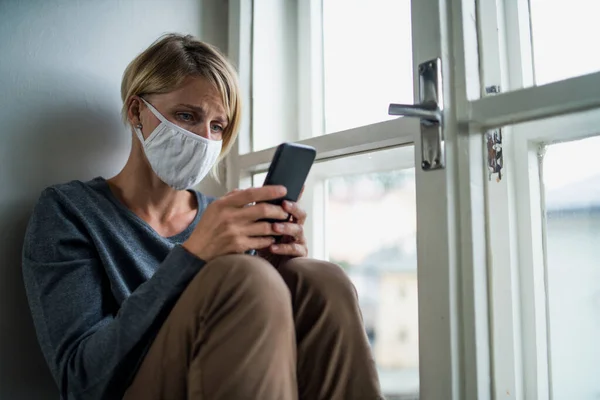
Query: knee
[[197, 254, 292, 313], [279, 258, 358, 308]]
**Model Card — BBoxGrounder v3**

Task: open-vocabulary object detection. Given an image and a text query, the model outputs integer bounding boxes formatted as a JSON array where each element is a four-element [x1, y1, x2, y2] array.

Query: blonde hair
[[121, 33, 241, 167]]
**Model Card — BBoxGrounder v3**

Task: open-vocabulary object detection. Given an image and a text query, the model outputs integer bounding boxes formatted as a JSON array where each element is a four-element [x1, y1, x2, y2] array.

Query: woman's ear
[[126, 96, 143, 127]]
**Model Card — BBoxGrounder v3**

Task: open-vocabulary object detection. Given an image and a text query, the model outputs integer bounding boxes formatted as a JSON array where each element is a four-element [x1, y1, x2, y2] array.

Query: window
[[478, 0, 600, 396], [530, 0, 600, 85], [229, 0, 600, 397], [482, 0, 600, 93], [484, 112, 600, 398], [322, 0, 412, 133], [254, 146, 419, 399], [324, 164, 419, 398], [542, 136, 600, 399], [248, 143, 420, 385], [251, 0, 298, 151], [250, 0, 413, 151], [399, 285, 407, 299], [398, 329, 409, 343]]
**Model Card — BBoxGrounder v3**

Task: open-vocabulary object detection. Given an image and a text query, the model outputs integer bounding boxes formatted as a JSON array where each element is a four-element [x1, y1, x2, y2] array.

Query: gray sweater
[[22, 177, 213, 399]]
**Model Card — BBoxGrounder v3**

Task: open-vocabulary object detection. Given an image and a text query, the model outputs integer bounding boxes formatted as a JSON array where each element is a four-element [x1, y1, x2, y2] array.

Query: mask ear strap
[[134, 126, 147, 145], [140, 98, 169, 124]]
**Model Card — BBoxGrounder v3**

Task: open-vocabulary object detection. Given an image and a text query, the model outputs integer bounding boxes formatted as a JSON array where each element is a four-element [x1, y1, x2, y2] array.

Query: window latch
[[388, 58, 444, 171]]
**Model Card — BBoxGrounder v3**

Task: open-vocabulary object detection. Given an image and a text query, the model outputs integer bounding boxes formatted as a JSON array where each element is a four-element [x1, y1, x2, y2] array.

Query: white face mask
[[135, 99, 222, 190]]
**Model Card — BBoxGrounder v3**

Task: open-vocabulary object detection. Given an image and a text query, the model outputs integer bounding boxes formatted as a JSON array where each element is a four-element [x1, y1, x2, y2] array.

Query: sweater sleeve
[[22, 188, 206, 399]]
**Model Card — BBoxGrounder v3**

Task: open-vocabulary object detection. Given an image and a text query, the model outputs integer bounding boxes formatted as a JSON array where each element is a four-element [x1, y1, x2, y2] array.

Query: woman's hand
[[183, 186, 289, 262], [258, 200, 308, 266]]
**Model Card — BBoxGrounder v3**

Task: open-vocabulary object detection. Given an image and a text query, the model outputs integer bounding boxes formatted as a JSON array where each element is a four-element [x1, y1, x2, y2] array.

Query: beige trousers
[[123, 255, 382, 400]]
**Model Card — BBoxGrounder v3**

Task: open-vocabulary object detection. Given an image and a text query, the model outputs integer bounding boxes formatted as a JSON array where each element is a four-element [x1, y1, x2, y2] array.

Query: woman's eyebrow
[[176, 103, 228, 124]]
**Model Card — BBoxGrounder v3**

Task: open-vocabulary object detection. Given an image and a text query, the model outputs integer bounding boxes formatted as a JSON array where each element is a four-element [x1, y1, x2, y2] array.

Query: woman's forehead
[[155, 77, 227, 117]]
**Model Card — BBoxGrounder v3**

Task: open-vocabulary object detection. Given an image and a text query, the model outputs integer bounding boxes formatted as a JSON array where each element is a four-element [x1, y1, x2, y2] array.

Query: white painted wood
[[511, 108, 600, 143], [512, 107, 600, 400], [502, 0, 535, 90], [452, 0, 492, 398], [226, 0, 253, 191], [512, 136, 551, 400], [467, 71, 600, 130], [503, 107, 600, 400], [474, 1, 600, 399], [446, 1, 600, 399], [297, 0, 324, 140], [308, 144, 414, 179], [300, 181, 326, 260], [411, 0, 466, 397], [485, 127, 526, 400], [251, 0, 299, 150], [236, 118, 417, 172], [476, 0, 524, 398], [228, 0, 486, 398]]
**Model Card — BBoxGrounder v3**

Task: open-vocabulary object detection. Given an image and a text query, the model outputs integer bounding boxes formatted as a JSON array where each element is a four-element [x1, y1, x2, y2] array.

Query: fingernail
[[271, 245, 279, 251], [274, 223, 284, 232], [283, 200, 293, 208]]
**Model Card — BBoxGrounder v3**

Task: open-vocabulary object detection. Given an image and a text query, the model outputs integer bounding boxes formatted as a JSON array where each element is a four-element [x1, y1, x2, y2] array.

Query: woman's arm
[[22, 188, 206, 399]]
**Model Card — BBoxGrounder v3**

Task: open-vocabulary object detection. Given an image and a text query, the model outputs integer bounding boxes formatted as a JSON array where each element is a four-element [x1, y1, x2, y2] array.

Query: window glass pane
[[322, 0, 413, 134], [252, 146, 418, 398], [531, 0, 600, 85], [252, 171, 268, 188], [252, 0, 298, 152], [542, 135, 600, 399], [326, 168, 419, 398]]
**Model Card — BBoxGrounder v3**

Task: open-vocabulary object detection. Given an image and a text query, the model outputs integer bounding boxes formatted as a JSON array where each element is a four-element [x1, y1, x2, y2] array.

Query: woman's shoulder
[[25, 178, 107, 262], [34, 177, 110, 212], [48, 176, 105, 196]]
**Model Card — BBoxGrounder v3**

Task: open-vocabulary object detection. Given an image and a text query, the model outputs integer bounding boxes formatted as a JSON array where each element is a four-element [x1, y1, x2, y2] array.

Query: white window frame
[[227, 0, 421, 264], [297, 0, 324, 140], [475, 0, 600, 399], [229, 2, 481, 399], [227, 0, 490, 397], [227, 0, 600, 398]]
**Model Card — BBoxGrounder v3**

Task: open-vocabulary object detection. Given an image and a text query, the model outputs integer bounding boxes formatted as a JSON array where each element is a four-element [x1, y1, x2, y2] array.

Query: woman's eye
[[211, 124, 224, 133], [177, 113, 194, 122]]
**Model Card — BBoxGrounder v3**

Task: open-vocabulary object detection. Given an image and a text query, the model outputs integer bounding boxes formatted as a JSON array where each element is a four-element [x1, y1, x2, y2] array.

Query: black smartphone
[[261, 142, 317, 222]]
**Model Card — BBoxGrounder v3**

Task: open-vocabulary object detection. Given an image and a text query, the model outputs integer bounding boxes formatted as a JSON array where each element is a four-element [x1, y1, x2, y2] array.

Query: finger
[[269, 242, 307, 257], [282, 200, 307, 224], [247, 236, 276, 250], [222, 186, 287, 207], [223, 188, 241, 198], [243, 221, 277, 237], [272, 222, 303, 239], [280, 234, 299, 245], [239, 202, 289, 222]]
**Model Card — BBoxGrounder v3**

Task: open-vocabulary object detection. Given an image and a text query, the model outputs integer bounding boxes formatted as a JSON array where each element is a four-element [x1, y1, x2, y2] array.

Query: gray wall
[[0, 0, 228, 397]]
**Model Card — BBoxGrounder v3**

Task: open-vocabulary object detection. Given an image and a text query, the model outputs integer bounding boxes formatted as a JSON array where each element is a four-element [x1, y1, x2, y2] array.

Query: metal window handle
[[388, 103, 441, 123], [388, 58, 445, 170]]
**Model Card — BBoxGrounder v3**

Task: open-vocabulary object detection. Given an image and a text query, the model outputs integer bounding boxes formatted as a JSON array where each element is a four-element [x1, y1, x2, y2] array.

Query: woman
[[22, 34, 382, 400]]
